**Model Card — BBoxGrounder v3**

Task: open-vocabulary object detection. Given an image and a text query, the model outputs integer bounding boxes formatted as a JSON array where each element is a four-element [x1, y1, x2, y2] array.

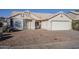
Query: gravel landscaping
[[0, 30, 79, 49]]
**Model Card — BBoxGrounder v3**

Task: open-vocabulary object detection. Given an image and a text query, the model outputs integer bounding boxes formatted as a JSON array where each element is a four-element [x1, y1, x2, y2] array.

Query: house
[[8, 11, 79, 31]]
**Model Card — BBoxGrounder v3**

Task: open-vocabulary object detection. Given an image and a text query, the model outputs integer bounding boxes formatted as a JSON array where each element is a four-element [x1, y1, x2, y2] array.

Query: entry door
[[51, 21, 71, 30], [10, 19, 14, 27], [35, 21, 41, 29]]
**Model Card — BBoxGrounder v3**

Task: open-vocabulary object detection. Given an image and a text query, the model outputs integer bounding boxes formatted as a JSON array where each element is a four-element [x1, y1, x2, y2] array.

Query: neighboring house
[[8, 11, 79, 31]]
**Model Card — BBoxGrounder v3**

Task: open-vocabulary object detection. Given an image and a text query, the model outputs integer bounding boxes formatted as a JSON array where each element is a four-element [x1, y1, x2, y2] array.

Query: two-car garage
[[46, 14, 72, 31]]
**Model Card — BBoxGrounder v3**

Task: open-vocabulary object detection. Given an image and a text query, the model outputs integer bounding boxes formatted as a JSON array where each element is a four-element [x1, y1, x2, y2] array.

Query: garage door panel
[[52, 21, 71, 30]]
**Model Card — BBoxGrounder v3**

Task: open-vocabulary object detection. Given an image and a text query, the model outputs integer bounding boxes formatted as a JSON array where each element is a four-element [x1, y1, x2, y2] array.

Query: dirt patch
[[0, 30, 79, 48]]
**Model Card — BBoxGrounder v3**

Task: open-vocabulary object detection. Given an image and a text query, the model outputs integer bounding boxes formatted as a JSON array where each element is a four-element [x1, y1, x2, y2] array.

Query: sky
[[0, 9, 74, 17]]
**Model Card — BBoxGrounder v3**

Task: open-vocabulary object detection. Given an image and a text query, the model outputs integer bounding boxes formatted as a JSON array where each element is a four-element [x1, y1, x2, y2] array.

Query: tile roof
[[32, 13, 54, 20], [10, 11, 79, 21], [66, 12, 79, 20]]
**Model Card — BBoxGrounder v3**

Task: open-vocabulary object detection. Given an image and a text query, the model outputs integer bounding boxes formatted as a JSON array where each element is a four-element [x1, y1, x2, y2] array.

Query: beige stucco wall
[[30, 20, 35, 30], [27, 21, 31, 29], [41, 21, 47, 30], [23, 20, 31, 30], [41, 14, 72, 30], [41, 21, 52, 30]]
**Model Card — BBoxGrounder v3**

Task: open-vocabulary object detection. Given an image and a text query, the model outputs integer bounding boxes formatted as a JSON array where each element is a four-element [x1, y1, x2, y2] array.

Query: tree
[[74, 9, 79, 12], [0, 21, 3, 27], [72, 20, 79, 30]]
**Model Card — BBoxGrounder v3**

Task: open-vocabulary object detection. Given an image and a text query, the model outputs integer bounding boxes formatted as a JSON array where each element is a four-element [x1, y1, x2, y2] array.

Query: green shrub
[[0, 21, 3, 27], [72, 20, 79, 30]]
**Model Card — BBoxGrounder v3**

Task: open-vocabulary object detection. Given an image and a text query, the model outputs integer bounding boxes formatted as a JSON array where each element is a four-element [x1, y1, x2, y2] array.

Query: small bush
[[72, 20, 79, 30], [0, 21, 3, 27]]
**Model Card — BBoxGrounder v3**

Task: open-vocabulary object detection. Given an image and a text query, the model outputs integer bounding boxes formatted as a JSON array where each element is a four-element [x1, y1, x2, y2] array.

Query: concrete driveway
[[0, 30, 79, 49]]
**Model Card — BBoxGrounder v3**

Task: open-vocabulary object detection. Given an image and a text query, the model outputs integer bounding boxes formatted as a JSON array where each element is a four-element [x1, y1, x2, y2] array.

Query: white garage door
[[51, 21, 71, 30]]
